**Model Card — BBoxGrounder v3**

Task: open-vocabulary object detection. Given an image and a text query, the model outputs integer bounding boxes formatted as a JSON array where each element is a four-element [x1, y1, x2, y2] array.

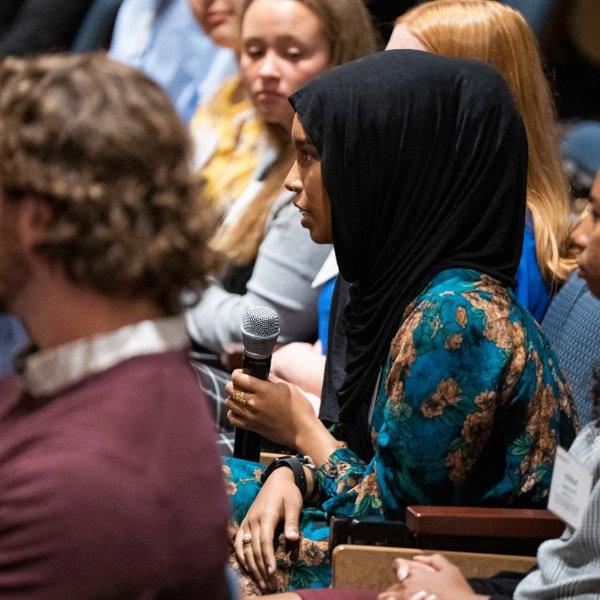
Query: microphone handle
[[233, 353, 271, 462]]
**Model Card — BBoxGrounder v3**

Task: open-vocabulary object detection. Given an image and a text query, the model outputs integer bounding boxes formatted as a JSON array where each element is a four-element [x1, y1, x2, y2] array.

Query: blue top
[[109, 0, 236, 122], [515, 215, 551, 322], [0, 315, 27, 377], [225, 268, 577, 591], [317, 277, 336, 354]]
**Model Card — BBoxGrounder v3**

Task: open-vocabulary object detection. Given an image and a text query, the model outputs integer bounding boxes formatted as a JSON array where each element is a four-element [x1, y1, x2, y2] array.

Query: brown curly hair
[[0, 53, 220, 315]]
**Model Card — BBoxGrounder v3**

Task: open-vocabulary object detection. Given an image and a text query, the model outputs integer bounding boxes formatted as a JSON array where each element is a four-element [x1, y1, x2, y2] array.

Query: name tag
[[548, 446, 593, 529]]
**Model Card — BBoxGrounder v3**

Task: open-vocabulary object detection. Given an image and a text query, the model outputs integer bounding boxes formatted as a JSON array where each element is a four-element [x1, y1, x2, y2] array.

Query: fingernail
[[396, 560, 410, 581], [409, 592, 429, 600]]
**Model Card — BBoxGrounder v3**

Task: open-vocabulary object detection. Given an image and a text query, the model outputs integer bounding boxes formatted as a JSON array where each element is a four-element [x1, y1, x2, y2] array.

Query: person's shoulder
[[396, 269, 520, 355], [404, 268, 494, 321], [100, 348, 196, 390], [418, 268, 507, 301]]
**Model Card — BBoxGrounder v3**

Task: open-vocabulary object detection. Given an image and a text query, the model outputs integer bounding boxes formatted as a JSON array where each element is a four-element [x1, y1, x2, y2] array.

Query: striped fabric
[[190, 360, 235, 455], [542, 273, 600, 426], [515, 423, 600, 599]]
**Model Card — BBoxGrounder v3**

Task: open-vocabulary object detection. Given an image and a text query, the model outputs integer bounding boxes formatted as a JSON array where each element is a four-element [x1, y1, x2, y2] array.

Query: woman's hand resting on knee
[[234, 466, 302, 592]]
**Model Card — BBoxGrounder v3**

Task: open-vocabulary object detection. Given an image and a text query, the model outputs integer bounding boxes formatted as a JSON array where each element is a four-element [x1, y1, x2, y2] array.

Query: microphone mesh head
[[241, 306, 280, 357]]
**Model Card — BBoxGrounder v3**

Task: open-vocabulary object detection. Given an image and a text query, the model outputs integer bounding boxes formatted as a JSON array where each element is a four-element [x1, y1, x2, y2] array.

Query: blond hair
[[399, 0, 575, 287], [213, 0, 378, 266], [0, 53, 219, 314]]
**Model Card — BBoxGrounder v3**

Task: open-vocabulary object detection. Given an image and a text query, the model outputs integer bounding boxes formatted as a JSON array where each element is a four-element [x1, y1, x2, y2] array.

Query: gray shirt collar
[[19, 317, 188, 398]]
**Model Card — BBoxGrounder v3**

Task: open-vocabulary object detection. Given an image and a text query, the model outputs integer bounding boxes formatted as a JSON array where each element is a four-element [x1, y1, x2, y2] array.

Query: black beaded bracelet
[[261, 455, 307, 498]]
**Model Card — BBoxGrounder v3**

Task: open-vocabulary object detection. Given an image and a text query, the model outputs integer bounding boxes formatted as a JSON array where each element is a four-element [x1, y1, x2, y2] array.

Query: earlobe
[[17, 198, 52, 254]]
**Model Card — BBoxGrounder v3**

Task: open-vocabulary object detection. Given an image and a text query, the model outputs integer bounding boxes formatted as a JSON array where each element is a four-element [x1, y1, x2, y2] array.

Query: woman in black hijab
[[224, 51, 576, 594]]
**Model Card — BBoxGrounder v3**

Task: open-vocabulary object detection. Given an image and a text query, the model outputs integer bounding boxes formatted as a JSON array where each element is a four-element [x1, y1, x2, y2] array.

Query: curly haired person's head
[[0, 53, 218, 315]]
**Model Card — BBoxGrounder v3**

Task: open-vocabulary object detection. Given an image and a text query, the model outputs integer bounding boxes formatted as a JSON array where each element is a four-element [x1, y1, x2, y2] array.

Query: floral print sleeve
[[315, 270, 577, 520], [223, 269, 577, 593]]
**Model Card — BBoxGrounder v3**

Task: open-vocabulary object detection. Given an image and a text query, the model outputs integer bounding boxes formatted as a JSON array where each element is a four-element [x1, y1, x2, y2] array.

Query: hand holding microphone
[[228, 305, 320, 460], [232, 306, 280, 461]]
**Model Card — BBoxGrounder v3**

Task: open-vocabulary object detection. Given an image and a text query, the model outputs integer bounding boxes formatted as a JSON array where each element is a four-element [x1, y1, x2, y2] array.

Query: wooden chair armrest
[[406, 506, 564, 539], [332, 544, 536, 591]]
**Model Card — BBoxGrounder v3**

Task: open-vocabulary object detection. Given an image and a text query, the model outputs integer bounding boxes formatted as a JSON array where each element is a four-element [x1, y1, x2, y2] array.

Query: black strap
[[261, 455, 307, 499]]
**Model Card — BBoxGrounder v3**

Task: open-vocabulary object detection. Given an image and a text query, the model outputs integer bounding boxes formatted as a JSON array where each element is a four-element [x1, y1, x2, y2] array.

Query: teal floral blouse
[[224, 268, 578, 593]]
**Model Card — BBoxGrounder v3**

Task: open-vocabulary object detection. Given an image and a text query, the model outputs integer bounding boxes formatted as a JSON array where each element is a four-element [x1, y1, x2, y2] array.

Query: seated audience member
[[185, 0, 377, 354], [0, 0, 92, 57], [285, 170, 600, 600], [189, 0, 267, 216], [0, 53, 230, 598], [542, 227, 600, 424], [273, 0, 576, 410], [223, 51, 578, 594], [110, 0, 236, 122]]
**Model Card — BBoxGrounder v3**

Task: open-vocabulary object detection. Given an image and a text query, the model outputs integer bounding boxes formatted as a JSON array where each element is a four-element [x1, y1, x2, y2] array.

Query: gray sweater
[[515, 422, 600, 599], [186, 189, 331, 352]]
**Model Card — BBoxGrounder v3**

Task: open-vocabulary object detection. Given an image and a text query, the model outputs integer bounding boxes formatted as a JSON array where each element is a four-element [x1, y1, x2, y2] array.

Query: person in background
[[109, 0, 236, 122], [0, 0, 92, 57], [0, 53, 230, 598], [185, 0, 377, 355], [188, 0, 267, 216], [223, 50, 577, 595], [390, 0, 575, 322]]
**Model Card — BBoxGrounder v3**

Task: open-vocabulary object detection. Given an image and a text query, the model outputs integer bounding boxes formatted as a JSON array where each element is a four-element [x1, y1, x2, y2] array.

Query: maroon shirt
[[298, 590, 377, 600], [0, 350, 229, 599]]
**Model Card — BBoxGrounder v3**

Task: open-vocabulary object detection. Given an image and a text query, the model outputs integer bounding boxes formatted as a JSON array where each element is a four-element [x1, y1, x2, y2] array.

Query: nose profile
[[285, 163, 302, 195], [257, 49, 279, 79]]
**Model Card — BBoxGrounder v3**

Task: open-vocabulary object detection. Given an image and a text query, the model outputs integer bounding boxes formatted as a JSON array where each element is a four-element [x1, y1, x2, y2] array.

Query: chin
[[261, 107, 293, 131], [309, 230, 330, 245], [210, 24, 236, 47]]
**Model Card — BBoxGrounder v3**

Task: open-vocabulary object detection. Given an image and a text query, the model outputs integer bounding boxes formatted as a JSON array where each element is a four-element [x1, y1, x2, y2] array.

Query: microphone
[[233, 306, 280, 461]]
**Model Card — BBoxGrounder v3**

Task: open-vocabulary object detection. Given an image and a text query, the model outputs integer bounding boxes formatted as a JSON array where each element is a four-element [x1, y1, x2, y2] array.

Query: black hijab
[[289, 50, 528, 460]]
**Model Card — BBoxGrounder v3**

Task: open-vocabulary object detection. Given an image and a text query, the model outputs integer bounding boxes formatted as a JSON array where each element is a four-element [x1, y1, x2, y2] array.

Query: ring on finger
[[241, 532, 252, 544], [233, 390, 247, 406]]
